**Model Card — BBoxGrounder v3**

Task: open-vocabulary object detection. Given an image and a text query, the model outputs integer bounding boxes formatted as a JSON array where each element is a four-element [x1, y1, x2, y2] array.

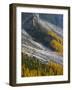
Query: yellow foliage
[[24, 68, 30, 77], [50, 39, 63, 54], [47, 61, 63, 75], [48, 31, 63, 45], [22, 61, 63, 77], [21, 53, 63, 77]]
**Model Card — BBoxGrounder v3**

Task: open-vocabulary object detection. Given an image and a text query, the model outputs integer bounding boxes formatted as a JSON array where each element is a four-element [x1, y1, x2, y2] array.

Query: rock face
[[21, 13, 63, 65]]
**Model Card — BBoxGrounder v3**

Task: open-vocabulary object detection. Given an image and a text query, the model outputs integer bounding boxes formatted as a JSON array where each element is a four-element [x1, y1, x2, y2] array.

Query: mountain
[[21, 13, 63, 65]]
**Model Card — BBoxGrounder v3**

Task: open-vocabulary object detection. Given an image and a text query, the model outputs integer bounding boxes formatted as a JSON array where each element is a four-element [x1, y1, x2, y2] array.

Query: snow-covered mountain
[[21, 13, 63, 65]]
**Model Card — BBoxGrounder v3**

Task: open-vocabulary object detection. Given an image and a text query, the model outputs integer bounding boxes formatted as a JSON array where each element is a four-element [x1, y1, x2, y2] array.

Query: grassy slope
[[21, 53, 63, 77], [21, 29, 63, 77]]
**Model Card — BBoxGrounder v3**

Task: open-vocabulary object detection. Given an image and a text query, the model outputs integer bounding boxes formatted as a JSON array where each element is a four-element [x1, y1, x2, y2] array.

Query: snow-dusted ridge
[[33, 14, 63, 38], [22, 29, 63, 65], [22, 14, 63, 65]]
